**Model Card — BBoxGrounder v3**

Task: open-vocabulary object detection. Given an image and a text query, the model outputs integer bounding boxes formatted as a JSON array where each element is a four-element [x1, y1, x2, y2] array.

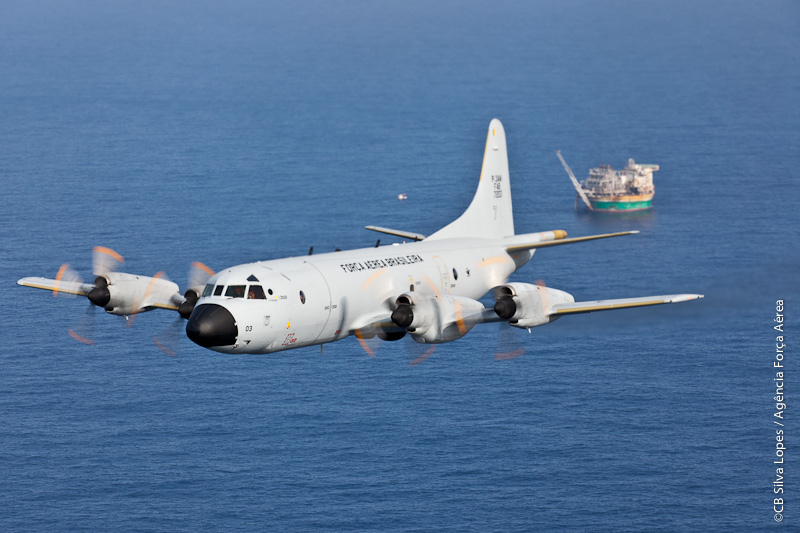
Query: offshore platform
[[557, 150, 659, 212]]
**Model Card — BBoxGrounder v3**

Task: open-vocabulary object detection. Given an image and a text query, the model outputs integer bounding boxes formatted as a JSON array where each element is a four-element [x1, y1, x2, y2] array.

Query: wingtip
[[488, 118, 505, 135], [671, 294, 705, 303]]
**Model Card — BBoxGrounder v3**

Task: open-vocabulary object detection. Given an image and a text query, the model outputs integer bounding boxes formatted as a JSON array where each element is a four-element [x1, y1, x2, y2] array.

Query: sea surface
[[1, 1, 798, 531]]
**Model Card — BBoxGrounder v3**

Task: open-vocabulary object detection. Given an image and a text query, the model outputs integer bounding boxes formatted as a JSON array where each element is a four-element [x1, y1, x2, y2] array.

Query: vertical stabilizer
[[428, 119, 515, 240]]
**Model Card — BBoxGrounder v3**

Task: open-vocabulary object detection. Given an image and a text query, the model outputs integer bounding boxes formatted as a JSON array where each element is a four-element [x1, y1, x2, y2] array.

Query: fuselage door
[[432, 255, 451, 294]]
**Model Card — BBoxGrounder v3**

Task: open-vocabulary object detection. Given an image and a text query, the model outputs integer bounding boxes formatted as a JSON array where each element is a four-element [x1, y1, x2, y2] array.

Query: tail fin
[[428, 119, 514, 240]]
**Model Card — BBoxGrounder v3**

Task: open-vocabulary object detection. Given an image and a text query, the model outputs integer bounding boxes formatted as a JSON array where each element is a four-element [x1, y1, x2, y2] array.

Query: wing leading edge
[[505, 230, 639, 253], [549, 293, 703, 316], [17, 277, 93, 296]]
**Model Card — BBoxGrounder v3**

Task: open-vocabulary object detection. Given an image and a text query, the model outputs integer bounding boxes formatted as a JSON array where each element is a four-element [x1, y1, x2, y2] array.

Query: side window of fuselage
[[202, 283, 214, 297]]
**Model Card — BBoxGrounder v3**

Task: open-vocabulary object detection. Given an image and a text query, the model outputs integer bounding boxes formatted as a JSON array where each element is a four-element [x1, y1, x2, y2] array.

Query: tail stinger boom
[[428, 119, 514, 241]]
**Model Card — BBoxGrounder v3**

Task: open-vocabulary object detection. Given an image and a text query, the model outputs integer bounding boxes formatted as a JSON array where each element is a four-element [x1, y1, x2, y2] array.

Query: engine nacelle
[[391, 293, 485, 343], [95, 272, 181, 316], [493, 282, 574, 328], [179, 289, 200, 319], [391, 293, 437, 334]]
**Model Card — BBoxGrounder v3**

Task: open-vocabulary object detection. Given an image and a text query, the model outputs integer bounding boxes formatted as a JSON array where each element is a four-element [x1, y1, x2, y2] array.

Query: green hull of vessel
[[590, 200, 652, 212]]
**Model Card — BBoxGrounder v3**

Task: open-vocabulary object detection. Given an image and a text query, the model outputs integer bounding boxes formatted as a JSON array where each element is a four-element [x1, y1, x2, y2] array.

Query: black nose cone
[[186, 304, 238, 347]]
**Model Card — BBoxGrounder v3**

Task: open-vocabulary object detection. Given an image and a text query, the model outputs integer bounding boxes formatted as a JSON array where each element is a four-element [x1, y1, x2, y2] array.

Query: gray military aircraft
[[18, 119, 702, 354]]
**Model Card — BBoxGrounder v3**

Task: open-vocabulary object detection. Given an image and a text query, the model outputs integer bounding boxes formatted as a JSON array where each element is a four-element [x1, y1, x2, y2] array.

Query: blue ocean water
[[1, 0, 798, 531]]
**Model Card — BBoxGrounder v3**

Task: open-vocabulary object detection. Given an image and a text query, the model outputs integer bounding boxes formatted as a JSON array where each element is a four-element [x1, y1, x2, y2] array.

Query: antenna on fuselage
[[375, 239, 381, 248], [308, 246, 314, 256]]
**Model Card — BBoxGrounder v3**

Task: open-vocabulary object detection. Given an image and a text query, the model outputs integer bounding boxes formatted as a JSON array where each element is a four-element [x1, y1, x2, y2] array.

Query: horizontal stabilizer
[[17, 277, 93, 296], [549, 293, 703, 316], [506, 230, 638, 253], [365, 225, 426, 241]]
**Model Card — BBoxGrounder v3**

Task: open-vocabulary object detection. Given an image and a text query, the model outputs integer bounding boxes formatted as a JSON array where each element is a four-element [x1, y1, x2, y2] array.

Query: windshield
[[225, 285, 246, 298]]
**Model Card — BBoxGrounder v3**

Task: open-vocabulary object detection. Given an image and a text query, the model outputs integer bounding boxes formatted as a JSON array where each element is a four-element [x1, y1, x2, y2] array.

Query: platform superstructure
[[557, 151, 658, 212]]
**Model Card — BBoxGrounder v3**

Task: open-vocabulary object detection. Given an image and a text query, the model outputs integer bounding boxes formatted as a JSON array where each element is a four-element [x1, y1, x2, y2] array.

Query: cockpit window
[[202, 283, 214, 297], [225, 285, 246, 298], [248, 285, 266, 299], [213, 285, 224, 296]]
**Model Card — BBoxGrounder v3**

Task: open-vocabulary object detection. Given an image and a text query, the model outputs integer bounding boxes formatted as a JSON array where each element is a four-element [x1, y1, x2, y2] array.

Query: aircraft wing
[[506, 230, 639, 253], [549, 294, 703, 316], [17, 277, 94, 296], [150, 301, 181, 312], [350, 312, 397, 334], [365, 225, 426, 241]]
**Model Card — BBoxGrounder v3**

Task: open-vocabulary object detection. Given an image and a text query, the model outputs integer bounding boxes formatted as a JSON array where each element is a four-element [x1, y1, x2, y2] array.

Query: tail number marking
[[492, 174, 503, 198]]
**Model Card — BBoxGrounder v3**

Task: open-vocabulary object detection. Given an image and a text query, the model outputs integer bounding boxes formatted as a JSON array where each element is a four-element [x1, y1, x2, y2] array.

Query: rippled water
[[1, 1, 798, 531]]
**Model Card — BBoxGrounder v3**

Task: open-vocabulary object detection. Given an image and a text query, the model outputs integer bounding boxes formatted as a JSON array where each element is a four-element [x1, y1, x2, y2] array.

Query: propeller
[[178, 261, 215, 319], [490, 279, 551, 361], [352, 266, 549, 365], [53, 246, 126, 345], [68, 305, 96, 345], [406, 339, 436, 366], [357, 274, 449, 365], [152, 261, 215, 356], [153, 317, 183, 357], [49, 247, 214, 354], [493, 321, 526, 361], [353, 267, 404, 359], [92, 246, 125, 277]]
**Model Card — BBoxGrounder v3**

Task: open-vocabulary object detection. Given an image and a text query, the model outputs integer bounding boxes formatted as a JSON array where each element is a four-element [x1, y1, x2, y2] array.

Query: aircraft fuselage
[[187, 238, 532, 354]]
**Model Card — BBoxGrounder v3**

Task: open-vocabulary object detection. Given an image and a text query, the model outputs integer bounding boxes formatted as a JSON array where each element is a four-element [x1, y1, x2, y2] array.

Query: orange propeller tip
[[494, 348, 525, 361], [409, 346, 436, 366], [354, 329, 376, 357], [93, 246, 125, 263], [68, 329, 94, 345], [191, 261, 215, 276], [153, 336, 178, 357], [54, 263, 70, 297]]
